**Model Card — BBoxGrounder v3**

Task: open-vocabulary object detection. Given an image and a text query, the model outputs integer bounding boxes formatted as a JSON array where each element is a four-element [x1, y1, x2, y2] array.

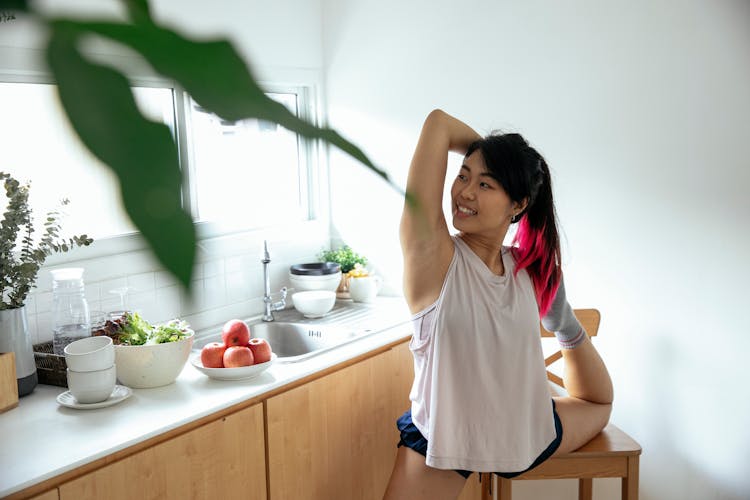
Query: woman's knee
[[383, 446, 467, 500], [553, 397, 612, 455]]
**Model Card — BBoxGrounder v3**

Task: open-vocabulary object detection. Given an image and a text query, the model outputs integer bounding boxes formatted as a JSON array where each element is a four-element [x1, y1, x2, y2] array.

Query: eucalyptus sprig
[[0, 171, 93, 310], [0, 11, 17, 23]]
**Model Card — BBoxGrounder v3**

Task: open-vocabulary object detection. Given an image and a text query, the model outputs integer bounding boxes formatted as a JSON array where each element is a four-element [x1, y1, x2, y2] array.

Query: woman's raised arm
[[399, 109, 481, 312]]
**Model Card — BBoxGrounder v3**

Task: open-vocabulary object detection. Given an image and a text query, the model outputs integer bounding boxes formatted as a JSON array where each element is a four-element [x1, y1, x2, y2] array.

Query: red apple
[[223, 346, 254, 367], [222, 319, 250, 347], [201, 342, 226, 368], [248, 338, 272, 364]]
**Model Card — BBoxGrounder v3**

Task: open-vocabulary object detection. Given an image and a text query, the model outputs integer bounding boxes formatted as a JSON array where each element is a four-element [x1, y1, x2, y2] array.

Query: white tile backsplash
[[225, 255, 244, 274], [155, 270, 179, 288], [202, 259, 225, 278], [26, 229, 331, 344], [97, 277, 128, 299], [127, 272, 156, 293], [203, 274, 227, 310], [225, 270, 249, 303], [85, 283, 101, 303], [129, 290, 158, 321]]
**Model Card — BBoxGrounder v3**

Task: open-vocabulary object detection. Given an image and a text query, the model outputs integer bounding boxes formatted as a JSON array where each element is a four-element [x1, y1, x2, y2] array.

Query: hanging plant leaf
[[51, 19, 406, 194], [46, 24, 195, 288]]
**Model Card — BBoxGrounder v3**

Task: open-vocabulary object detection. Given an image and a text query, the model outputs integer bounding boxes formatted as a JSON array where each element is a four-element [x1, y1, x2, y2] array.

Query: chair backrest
[[539, 308, 600, 388]]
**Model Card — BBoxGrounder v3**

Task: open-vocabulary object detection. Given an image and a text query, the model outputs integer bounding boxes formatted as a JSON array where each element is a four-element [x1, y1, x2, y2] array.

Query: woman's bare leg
[[552, 335, 614, 455], [383, 446, 468, 500]]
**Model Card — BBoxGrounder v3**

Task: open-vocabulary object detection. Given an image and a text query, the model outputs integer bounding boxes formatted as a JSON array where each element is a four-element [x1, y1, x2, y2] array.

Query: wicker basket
[[33, 341, 68, 388]]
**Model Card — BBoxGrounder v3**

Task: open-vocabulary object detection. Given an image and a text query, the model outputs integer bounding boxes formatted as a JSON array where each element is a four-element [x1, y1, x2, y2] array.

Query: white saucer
[[57, 385, 133, 410]]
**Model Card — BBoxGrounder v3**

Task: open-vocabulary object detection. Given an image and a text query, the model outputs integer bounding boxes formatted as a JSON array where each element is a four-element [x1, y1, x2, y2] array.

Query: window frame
[[0, 46, 331, 266]]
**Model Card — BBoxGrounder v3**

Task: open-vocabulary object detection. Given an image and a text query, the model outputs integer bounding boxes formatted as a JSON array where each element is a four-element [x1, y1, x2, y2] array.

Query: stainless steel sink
[[249, 322, 363, 361], [192, 299, 412, 363], [193, 321, 369, 363]]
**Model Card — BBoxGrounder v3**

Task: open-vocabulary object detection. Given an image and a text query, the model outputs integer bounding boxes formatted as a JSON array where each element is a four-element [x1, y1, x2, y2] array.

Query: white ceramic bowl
[[191, 353, 277, 381], [115, 332, 194, 388], [64, 336, 115, 372], [289, 271, 342, 293], [67, 365, 117, 404], [292, 290, 337, 318]]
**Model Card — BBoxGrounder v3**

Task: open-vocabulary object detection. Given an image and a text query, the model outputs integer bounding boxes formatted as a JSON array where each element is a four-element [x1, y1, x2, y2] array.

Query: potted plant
[[317, 245, 368, 298], [0, 171, 92, 398]]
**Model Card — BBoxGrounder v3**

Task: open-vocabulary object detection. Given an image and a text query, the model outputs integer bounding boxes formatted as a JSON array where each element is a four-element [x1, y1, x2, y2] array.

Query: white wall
[[0, 0, 323, 73], [322, 0, 750, 499], [0, 0, 330, 343]]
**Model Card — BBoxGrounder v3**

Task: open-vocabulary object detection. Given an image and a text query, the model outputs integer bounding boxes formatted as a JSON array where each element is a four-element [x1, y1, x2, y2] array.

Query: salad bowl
[[115, 332, 194, 388], [97, 313, 196, 389]]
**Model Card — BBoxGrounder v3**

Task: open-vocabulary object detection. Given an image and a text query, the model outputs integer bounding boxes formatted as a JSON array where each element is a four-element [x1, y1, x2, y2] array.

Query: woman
[[383, 110, 614, 499]]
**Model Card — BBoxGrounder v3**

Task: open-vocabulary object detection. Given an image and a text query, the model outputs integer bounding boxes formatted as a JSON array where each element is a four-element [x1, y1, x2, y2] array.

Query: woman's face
[[450, 151, 519, 235]]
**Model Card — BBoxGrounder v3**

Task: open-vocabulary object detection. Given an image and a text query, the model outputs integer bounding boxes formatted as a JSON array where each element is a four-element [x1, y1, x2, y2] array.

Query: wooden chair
[[478, 309, 642, 500]]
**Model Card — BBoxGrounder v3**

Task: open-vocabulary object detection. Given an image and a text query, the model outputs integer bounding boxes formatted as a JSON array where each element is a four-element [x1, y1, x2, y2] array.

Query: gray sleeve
[[540, 276, 585, 339]]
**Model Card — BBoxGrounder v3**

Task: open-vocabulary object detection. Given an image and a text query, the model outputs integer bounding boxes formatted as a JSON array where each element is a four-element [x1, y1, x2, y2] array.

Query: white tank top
[[408, 235, 557, 472]]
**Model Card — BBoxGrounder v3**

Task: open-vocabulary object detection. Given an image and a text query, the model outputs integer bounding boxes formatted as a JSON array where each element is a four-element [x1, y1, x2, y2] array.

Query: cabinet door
[[28, 489, 59, 500], [267, 341, 413, 500], [59, 403, 266, 500]]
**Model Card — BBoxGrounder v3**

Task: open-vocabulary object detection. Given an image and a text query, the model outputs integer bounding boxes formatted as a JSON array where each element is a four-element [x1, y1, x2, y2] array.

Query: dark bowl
[[289, 262, 341, 276]]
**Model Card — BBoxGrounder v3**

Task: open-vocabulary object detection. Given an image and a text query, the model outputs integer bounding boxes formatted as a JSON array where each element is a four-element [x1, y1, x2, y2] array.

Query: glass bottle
[[51, 268, 91, 355]]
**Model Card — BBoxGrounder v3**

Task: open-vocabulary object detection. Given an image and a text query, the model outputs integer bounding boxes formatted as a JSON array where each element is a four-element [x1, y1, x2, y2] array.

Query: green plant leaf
[[46, 24, 194, 288], [123, 0, 152, 25], [0, 1, 29, 13], [54, 19, 407, 197]]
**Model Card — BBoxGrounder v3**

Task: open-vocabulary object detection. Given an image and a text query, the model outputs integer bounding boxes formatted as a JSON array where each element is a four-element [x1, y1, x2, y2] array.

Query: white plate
[[191, 353, 277, 381], [57, 385, 133, 410]]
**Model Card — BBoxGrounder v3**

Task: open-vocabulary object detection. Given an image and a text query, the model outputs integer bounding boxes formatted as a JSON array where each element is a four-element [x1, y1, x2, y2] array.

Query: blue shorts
[[396, 399, 564, 479]]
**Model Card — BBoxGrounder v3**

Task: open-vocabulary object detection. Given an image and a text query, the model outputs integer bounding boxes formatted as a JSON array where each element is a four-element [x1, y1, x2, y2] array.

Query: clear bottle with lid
[[51, 268, 91, 355]]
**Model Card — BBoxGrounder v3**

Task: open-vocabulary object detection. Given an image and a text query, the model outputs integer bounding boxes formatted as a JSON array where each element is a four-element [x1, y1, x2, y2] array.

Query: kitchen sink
[[192, 300, 411, 363], [193, 321, 371, 363]]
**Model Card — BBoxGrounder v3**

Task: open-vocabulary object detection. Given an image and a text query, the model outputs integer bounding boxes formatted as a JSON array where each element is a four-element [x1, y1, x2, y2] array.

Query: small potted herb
[[317, 245, 368, 298], [0, 172, 93, 398]]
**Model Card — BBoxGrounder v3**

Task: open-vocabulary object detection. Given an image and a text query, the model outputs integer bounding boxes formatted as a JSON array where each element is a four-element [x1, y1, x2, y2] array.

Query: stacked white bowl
[[292, 290, 337, 318], [289, 262, 342, 292], [64, 336, 116, 404]]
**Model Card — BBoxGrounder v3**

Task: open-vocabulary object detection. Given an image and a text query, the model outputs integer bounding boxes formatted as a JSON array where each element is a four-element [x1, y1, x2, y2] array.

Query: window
[[0, 79, 317, 244], [186, 91, 311, 234]]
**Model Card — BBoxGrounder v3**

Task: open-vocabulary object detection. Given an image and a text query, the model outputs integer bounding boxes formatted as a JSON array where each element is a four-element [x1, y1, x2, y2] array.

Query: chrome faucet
[[262, 240, 287, 322]]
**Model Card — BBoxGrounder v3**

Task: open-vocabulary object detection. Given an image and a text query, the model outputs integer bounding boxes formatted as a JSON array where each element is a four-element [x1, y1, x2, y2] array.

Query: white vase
[[0, 306, 38, 397]]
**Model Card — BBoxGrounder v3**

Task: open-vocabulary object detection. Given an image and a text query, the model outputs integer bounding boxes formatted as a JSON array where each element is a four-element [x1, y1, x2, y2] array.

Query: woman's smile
[[454, 203, 477, 218]]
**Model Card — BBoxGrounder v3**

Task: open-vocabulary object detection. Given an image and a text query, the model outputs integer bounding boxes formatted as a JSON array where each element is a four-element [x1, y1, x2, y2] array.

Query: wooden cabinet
[[266, 341, 414, 499], [458, 475, 482, 499], [19, 338, 484, 500], [59, 403, 266, 500], [28, 490, 59, 500]]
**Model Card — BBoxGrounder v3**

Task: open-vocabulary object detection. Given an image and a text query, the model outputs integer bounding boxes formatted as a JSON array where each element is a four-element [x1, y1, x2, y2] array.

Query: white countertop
[[0, 297, 412, 498]]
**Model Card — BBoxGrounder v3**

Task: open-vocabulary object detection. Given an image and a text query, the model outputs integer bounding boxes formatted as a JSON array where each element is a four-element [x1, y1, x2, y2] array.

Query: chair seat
[[559, 423, 641, 457], [508, 423, 641, 481], [472, 310, 643, 500]]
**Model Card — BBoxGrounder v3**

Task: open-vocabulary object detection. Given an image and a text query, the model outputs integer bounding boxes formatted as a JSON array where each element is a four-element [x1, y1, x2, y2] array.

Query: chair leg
[[579, 478, 593, 500], [622, 455, 640, 500], [480, 473, 492, 500], [497, 477, 512, 500]]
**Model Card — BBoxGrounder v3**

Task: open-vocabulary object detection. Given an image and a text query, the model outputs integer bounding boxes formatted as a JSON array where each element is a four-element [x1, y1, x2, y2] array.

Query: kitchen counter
[[0, 297, 412, 498]]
